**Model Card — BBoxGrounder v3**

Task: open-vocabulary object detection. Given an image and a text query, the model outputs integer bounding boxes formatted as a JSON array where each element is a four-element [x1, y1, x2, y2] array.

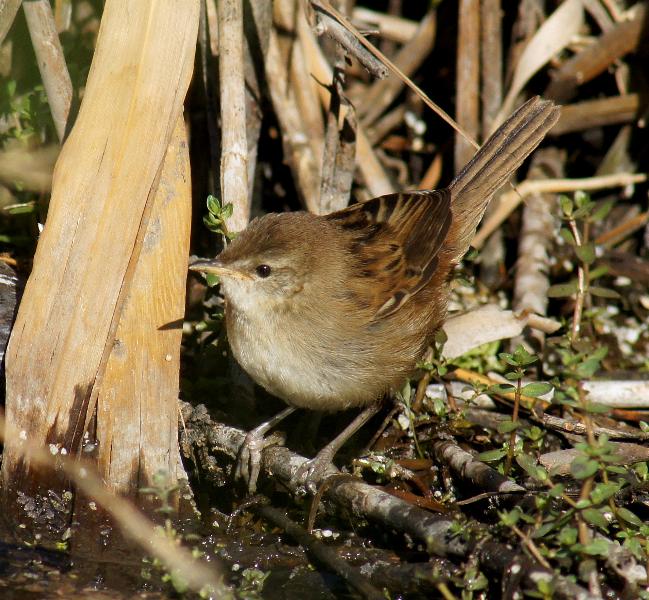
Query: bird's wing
[[326, 190, 452, 321]]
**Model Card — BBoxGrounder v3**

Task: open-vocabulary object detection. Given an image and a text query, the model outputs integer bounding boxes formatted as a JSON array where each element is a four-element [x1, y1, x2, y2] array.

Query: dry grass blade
[[495, 0, 584, 127], [473, 172, 647, 249], [312, 0, 479, 149], [294, 8, 394, 197], [0, 412, 226, 595]]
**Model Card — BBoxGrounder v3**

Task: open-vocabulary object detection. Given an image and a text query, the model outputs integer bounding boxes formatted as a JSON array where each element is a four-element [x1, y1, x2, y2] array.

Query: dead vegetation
[[1, 0, 649, 598]]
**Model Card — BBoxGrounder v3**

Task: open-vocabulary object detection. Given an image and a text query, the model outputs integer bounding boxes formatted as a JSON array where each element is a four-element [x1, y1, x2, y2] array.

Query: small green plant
[[478, 345, 552, 475], [204, 194, 235, 240], [548, 191, 618, 343]]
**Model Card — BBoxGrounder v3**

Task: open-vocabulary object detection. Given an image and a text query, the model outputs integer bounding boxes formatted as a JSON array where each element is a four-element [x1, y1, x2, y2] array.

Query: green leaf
[[516, 453, 543, 480], [582, 507, 609, 529], [488, 384, 516, 395], [498, 353, 519, 367], [605, 465, 627, 475], [513, 346, 538, 365], [570, 456, 599, 479], [572, 202, 596, 220], [580, 538, 610, 557], [221, 202, 234, 218], [582, 401, 609, 414], [205, 273, 220, 287], [575, 243, 596, 265], [505, 371, 522, 381], [590, 483, 620, 504], [588, 265, 609, 281], [206, 194, 221, 215], [548, 483, 565, 498], [497, 420, 520, 434], [559, 228, 576, 246], [521, 382, 553, 397], [548, 281, 579, 298], [557, 526, 577, 545], [559, 194, 573, 217], [478, 448, 507, 462], [590, 199, 615, 223], [617, 507, 642, 526], [589, 286, 620, 299]]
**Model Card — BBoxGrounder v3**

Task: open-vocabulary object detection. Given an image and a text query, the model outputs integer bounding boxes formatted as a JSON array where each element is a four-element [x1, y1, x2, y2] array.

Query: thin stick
[[23, 0, 72, 141], [472, 172, 647, 249], [455, 0, 480, 172], [594, 211, 649, 247], [568, 218, 586, 342], [218, 0, 250, 232], [255, 502, 385, 600]]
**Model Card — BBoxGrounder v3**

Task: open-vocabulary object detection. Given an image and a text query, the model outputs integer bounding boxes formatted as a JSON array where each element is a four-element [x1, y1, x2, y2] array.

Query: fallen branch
[[181, 402, 594, 600]]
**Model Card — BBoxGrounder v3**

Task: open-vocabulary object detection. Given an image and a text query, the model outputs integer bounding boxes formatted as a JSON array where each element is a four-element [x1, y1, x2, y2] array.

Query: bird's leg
[[293, 402, 382, 493], [235, 406, 296, 493]]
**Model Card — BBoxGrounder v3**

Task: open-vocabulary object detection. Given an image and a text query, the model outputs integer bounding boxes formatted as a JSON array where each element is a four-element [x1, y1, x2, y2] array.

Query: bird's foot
[[291, 448, 338, 495], [235, 427, 285, 493]]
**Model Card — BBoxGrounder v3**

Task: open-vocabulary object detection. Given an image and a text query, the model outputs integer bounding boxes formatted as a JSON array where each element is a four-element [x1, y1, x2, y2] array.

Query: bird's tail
[[444, 97, 560, 261]]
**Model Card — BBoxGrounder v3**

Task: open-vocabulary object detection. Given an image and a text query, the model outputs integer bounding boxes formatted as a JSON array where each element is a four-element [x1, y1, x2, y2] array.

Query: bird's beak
[[189, 258, 253, 281]]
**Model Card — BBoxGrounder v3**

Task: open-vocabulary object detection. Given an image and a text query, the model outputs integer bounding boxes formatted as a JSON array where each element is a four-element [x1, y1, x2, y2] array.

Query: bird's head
[[190, 212, 326, 313]]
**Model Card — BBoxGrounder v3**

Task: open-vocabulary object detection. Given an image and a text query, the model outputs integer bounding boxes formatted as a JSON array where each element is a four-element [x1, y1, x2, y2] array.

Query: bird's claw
[[235, 429, 283, 493], [291, 452, 337, 495]]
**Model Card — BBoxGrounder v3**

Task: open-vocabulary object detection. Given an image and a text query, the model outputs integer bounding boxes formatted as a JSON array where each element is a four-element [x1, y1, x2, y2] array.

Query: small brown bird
[[191, 97, 560, 491]]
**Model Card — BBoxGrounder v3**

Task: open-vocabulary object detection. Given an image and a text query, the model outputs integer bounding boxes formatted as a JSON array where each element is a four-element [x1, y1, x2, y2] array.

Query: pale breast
[[225, 305, 391, 412]]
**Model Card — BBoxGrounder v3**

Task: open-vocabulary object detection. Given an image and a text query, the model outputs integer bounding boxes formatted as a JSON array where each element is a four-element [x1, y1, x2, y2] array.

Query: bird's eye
[[255, 264, 272, 278]]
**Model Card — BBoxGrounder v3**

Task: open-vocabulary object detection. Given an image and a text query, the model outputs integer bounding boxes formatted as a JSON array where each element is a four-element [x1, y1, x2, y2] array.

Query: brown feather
[[327, 190, 452, 321]]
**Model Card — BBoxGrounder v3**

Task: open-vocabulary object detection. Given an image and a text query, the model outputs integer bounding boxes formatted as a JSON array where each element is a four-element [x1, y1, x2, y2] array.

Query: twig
[[0, 0, 21, 45], [23, 0, 73, 141], [540, 414, 649, 441], [549, 94, 641, 136], [473, 172, 647, 249], [263, 23, 321, 211], [451, 368, 549, 410], [594, 211, 649, 247], [308, 0, 387, 79], [218, 0, 250, 232], [319, 53, 356, 213], [198, 0, 220, 195], [431, 438, 525, 494], [568, 218, 586, 342], [254, 502, 385, 600], [480, 0, 502, 138], [512, 524, 552, 569], [183, 403, 594, 600]]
